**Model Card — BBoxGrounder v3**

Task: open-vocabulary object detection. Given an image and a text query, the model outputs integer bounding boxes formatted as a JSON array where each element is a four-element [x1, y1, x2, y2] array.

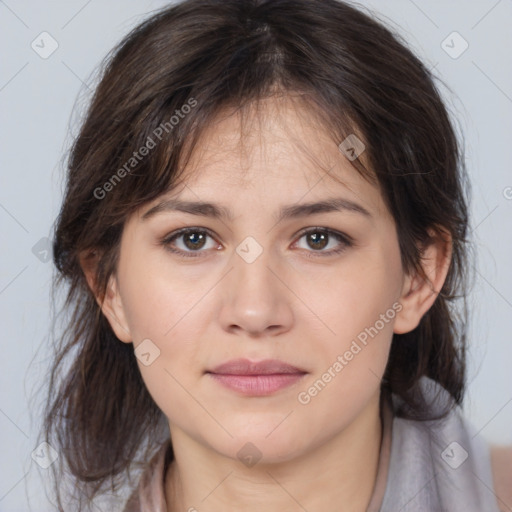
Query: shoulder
[[384, 378, 503, 511], [490, 444, 512, 511]]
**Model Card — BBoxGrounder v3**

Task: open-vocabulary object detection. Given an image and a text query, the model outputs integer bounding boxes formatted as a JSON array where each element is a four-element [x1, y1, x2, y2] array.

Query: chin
[[211, 427, 308, 467]]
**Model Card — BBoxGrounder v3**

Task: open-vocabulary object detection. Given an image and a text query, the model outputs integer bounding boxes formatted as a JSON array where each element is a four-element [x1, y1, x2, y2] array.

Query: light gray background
[[1, 0, 511, 510]]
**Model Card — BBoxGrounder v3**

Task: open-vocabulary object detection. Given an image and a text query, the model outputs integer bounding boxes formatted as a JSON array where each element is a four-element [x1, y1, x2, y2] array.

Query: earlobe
[[393, 229, 452, 335], [100, 275, 133, 343], [79, 251, 133, 343]]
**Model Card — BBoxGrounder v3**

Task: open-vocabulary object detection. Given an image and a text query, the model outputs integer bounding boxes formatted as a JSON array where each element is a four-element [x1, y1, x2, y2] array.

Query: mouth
[[205, 358, 308, 396]]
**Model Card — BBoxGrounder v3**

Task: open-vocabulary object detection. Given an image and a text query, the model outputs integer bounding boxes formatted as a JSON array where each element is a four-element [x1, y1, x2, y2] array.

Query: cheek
[[118, 247, 209, 341], [127, 294, 208, 425], [299, 241, 403, 393], [293, 277, 398, 440], [116, 252, 219, 418], [307, 250, 402, 347]]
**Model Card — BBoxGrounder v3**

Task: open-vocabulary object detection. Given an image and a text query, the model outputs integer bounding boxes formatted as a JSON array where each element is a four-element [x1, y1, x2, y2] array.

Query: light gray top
[[377, 376, 500, 512]]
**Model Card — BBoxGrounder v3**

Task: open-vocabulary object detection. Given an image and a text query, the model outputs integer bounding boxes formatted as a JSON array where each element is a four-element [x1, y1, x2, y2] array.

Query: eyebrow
[[141, 197, 371, 222]]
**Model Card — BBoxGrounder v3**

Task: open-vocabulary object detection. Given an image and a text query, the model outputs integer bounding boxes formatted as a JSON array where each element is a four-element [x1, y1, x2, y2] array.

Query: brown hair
[[43, 0, 470, 509]]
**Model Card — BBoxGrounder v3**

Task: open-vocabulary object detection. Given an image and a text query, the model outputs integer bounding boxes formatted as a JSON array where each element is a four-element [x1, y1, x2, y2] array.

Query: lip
[[206, 358, 307, 396], [209, 358, 307, 375]]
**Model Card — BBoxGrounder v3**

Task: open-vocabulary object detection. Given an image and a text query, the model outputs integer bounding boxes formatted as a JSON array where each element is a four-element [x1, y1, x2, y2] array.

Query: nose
[[217, 244, 294, 338]]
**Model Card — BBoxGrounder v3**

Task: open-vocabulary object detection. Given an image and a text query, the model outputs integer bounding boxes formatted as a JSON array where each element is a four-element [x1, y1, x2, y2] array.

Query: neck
[[165, 390, 383, 512]]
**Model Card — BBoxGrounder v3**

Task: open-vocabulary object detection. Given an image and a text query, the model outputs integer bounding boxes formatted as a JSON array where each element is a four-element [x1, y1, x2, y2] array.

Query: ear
[[79, 250, 133, 343], [393, 229, 452, 334]]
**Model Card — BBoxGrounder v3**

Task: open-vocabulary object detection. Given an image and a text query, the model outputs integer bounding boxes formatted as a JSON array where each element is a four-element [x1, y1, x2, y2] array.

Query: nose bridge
[[234, 237, 276, 296], [217, 235, 294, 335]]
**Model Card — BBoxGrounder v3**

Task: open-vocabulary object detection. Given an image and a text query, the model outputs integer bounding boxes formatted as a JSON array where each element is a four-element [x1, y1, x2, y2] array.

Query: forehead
[[137, 95, 390, 222], [184, 97, 368, 183]]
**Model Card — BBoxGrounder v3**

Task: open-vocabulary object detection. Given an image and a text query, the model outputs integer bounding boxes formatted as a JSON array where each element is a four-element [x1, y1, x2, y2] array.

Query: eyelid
[[294, 226, 354, 245]]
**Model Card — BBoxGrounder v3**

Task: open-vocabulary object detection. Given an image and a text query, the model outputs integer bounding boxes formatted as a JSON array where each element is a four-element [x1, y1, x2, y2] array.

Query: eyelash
[[160, 227, 353, 259]]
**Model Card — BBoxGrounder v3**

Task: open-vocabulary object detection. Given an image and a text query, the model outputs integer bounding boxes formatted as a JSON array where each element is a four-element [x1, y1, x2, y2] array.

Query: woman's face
[[106, 97, 408, 463]]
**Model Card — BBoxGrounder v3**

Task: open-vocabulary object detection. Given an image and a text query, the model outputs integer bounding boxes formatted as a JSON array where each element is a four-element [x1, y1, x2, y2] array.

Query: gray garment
[[379, 377, 500, 512]]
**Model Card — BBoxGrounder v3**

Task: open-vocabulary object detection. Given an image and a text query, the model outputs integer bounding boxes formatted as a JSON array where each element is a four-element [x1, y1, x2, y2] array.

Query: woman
[[42, 0, 511, 510]]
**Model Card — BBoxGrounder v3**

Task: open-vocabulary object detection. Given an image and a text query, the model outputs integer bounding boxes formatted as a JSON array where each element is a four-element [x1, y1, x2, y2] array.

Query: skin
[[88, 95, 451, 512]]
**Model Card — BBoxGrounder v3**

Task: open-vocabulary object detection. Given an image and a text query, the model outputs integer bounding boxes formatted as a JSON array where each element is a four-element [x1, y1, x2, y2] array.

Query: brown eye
[[306, 231, 329, 250], [294, 228, 353, 257], [161, 228, 219, 258], [182, 231, 207, 250]]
